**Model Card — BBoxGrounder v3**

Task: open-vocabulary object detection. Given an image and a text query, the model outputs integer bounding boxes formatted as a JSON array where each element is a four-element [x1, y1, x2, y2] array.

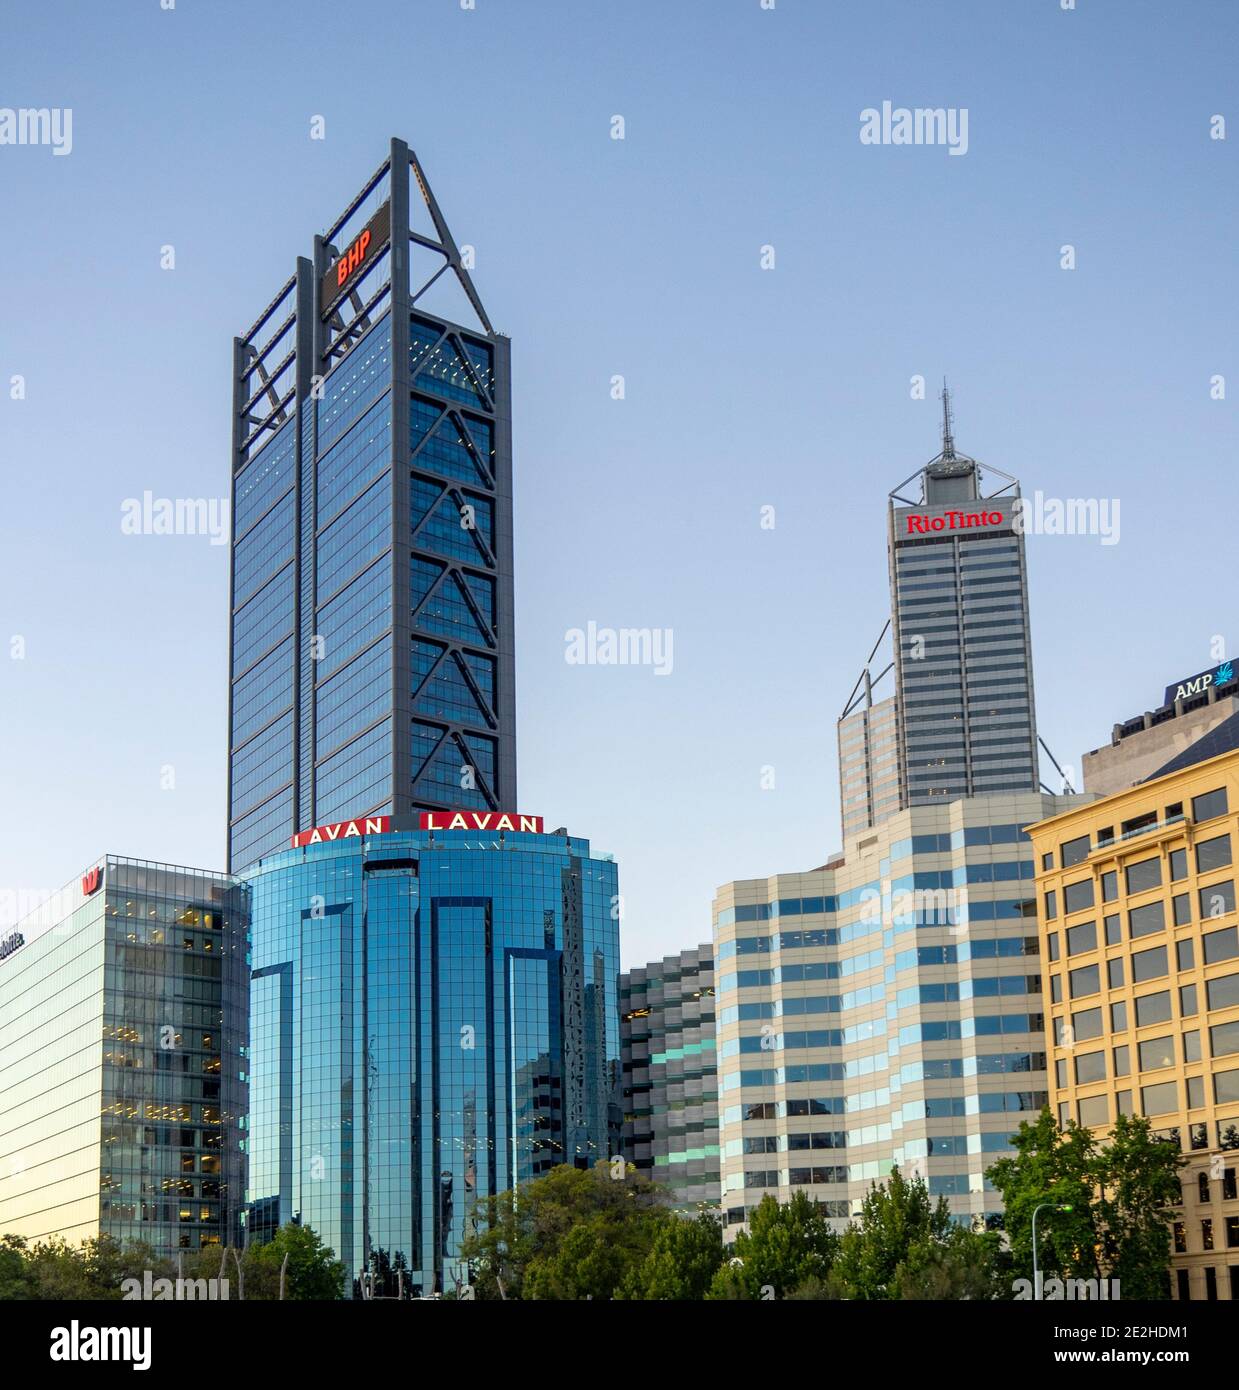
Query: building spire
[[940, 379, 955, 459]]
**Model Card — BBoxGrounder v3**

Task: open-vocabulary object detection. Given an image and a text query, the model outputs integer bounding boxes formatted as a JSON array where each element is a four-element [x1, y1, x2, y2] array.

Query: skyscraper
[[228, 138, 516, 872], [839, 390, 1040, 834]]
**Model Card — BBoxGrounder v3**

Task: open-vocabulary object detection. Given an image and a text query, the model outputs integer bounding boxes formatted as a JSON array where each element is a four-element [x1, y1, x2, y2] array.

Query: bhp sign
[[291, 816, 391, 849], [420, 811, 544, 834], [905, 510, 1004, 535], [320, 201, 391, 316]]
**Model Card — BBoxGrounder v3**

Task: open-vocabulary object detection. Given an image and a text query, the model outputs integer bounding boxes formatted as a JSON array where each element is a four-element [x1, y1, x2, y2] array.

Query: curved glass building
[[243, 816, 619, 1295]]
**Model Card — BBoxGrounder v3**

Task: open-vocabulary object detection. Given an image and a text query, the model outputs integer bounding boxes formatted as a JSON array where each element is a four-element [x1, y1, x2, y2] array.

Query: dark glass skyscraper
[[242, 819, 620, 1295], [229, 138, 516, 872]]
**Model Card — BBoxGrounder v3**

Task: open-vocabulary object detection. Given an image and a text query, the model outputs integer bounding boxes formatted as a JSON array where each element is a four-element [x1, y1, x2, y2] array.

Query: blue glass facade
[[228, 139, 517, 873], [243, 821, 620, 1294]]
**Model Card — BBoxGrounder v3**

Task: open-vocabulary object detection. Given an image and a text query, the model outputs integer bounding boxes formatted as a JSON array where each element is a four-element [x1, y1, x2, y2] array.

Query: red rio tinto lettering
[[905, 510, 1004, 535]]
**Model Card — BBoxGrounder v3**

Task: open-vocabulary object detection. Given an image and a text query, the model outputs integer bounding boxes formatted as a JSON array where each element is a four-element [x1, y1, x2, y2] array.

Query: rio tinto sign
[[291, 816, 391, 849], [420, 811, 543, 833], [904, 509, 1005, 535]]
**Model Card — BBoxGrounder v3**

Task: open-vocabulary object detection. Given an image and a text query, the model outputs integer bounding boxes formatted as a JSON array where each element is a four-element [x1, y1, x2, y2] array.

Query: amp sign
[[1164, 660, 1235, 707]]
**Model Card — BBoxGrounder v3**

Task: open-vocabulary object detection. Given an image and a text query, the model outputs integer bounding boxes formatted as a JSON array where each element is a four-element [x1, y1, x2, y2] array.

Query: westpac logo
[[82, 865, 102, 895], [859, 100, 969, 156]]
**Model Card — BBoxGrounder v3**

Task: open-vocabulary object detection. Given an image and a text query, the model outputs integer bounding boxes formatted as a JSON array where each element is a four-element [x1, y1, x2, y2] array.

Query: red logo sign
[[336, 228, 371, 289], [291, 816, 391, 849], [905, 509, 1004, 535], [81, 866, 102, 895], [419, 811, 544, 834]]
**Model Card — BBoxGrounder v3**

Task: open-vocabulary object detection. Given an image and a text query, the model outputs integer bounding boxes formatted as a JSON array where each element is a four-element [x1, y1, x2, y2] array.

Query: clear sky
[[2, 0, 1237, 965]]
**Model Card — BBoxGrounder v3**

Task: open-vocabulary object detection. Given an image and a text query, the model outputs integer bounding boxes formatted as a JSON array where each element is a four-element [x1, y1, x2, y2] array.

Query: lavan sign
[[420, 811, 544, 834], [1164, 660, 1235, 707], [291, 816, 391, 849], [903, 509, 1005, 536]]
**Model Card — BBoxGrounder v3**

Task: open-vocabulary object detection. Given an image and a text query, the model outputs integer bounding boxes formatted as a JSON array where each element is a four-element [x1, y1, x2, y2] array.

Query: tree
[[706, 1192, 839, 1300], [825, 1167, 1006, 1301], [0, 1235, 32, 1300], [243, 1223, 346, 1300], [987, 1107, 1182, 1298], [460, 1162, 671, 1300], [616, 1210, 724, 1300]]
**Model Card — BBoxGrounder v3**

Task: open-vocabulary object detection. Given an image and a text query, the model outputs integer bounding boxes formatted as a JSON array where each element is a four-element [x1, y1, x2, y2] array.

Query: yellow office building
[[1028, 746, 1239, 1301]]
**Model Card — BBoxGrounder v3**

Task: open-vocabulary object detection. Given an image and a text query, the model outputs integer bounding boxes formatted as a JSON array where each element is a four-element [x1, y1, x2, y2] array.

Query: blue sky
[[2, 0, 1237, 964]]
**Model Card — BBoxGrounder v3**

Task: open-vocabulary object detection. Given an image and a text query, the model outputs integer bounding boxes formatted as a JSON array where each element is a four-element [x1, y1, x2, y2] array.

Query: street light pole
[[1031, 1201, 1074, 1300]]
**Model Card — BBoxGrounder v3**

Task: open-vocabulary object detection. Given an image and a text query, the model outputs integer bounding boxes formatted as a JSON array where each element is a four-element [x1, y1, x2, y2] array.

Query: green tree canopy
[[706, 1192, 839, 1300]]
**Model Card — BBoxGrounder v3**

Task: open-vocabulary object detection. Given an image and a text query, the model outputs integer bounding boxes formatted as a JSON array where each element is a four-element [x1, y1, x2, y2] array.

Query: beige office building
[[1028, 746, 1239, 1300]]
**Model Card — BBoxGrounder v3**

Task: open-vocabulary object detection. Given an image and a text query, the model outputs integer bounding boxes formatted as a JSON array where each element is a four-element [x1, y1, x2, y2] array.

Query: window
[[1181, 984, 1198, 1018], [1050, 974, 1062, 1004], [1131, 944, 1168, 983], [1135, 991, 1172, 1027], [1174, 1222, 1188, 1254], [1075, 1050, 1106, 1084], [1177, 938, 1196, 971], [1069, 964, 1100, 999], [1064, 879, 1095, 914], [1129, 901, 1165, 939], [1101, 870, 1118, 903], [1141, 1080, 1179, 1116], [1203, 1219, 1215, 1251], [1225, 1170, 1238, 1202], [1044, 890, 1058, 921], [1055, 1058, 1068, 1088], [1104, 914, 1122, 946], [1170, 848, 1188, 882], [1200, 882, 1237, 922], [1067, 922, 1097, 955], [1108, 957, 1125, 988], [1042, 852, 1053, 871], [1126, 858, 1163, 895], [1188, 1076, 1207, 1109], [1216, 1070, 1239, 1105], [1211, 1020, 1239, 1060], [1138, 1036, 1175, 1071], [1207, 973, 1239, 1011], [1114, 1044, 1130, 1077], [1057, 1101, 1070, 1128], [1070, 1007, 1103, 1042], [1184, 1030, 1202, 1063], [1200, 1172, 1211, 1204], [1047, 931, 1060, 961], [1204, 925, 1239, 965], [1198, 835, 1234, 875], [1061, 835, 1090, 868], [1111, 1000, 1128, 1031], [1192, 787, 1229, 823], [1116, 1089, 1134, 1116], [1078, 1094, 1109, 1127], [1173, 893, 1192, 926]]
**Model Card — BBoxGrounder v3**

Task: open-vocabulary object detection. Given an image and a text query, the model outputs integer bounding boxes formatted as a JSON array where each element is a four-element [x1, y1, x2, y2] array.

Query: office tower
[[620, 945, 720, 1210], [839, 391, 1040, 833], [229, 138, 516, 872], [1083, 658, 1239, 797], [712, 790, 1080, 1233], [1030, 745, 1239, 1301], [243, 814, 620, 1296], [0, 857, 249, 1255]]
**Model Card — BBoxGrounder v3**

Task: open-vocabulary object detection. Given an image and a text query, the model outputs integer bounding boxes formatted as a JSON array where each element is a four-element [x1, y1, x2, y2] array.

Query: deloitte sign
[[1164, 660, 1236, 707]]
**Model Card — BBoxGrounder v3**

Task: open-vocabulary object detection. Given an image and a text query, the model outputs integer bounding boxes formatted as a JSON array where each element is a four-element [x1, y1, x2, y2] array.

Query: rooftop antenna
[[940, 379, 955, 459]]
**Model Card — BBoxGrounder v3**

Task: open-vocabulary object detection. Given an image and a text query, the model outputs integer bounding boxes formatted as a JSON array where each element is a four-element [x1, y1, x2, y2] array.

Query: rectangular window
[[1045, 890, 1058, 921], [1181, 984, 1199, 1018], [1078, 1094, 1109, 1127], [1129, 901, 1165, 939], [1200, 881, 1236, 922], [1177, 938, 1195, 971], [1131, 944, 1169, 984], [1075, 1050, 1106, 1084], [1217, 1070, 1239, 1106], [1135, 991, 1172, 1027], [1063, 879, 1095, 914], [1211, 1020, 1239, 1060], [1141, 1080, 1179, 1116], [1192, 788, 1228, 823], [1114, 1044, 1130, 1077], [1042, 852, 1054, 871], [1188, 1077, 1206, 1110], [1047, 931, 1060, 961], [1207, 974, 1239, 1011], [1173, 893, 1192, 926], [1126, 857, 1163, 895], [1117, 1089, 1134, 1117], [1061, 835, 1090, 869], [1111, 1000, 1128, 1032], [1069, 964, 1100, 999], [1067, 922, 1097, 955], [1101, 870, 1118, 903], [1050, 974, 1062, 1004], [1170, 848, 1188, 882], [1069, 1007, 1103, 1042], [1184, 1030, 1202, 1063], [1198, 835, 1233, 875], [1107, 957, 1125, 988], [1104, 914, 1122, 946], [1055, 1058, 1068, 1088], [1138, 1035, 1175, 1071], [1203, 925, 1239, 965]]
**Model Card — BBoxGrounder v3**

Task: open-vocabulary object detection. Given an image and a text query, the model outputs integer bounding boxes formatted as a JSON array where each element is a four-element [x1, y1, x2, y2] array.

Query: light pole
[[1031, 1201, 1074, 1300]]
